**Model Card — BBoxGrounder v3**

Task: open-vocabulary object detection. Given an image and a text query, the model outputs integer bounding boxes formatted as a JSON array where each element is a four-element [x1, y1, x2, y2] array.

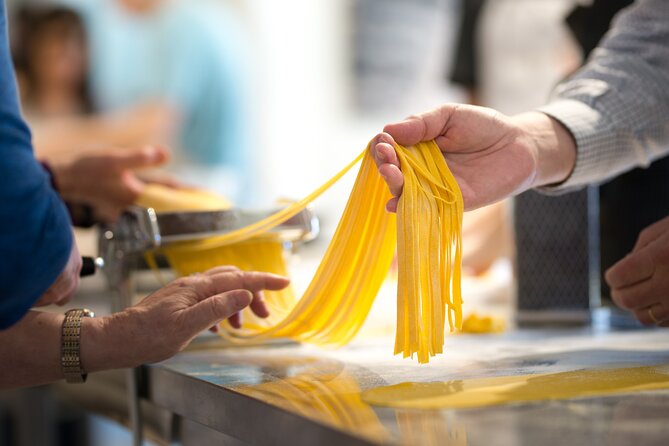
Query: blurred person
[[448, 0, 585, 275], [74, 0, 253, 202], [0, 0, 288, 389], [372, 0, 669, 327], [11, 4, 176, 160]]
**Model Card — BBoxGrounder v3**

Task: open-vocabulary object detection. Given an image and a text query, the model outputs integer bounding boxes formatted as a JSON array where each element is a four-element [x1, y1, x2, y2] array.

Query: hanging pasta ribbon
[[139, 140, 463, 363]]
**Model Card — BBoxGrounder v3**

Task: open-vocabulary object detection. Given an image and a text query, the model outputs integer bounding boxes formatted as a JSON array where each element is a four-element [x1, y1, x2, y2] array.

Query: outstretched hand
[[371, 104, 576, 212], [84, 266, 291, 369]]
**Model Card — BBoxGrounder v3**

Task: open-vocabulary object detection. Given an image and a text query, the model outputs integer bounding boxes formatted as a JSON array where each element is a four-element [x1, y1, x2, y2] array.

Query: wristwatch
[[61, 308, 95, 383]]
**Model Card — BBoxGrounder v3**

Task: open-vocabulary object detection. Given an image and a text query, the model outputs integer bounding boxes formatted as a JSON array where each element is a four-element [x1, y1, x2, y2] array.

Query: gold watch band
[[61, 308, 95, 383]]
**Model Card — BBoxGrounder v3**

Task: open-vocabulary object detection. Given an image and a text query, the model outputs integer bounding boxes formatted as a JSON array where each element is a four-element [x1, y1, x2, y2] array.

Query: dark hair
[[12, 6, 94, 113]]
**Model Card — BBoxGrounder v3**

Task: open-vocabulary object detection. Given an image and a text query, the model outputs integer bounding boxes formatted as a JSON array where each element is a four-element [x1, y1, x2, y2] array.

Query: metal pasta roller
[[97, 205, 319, 289], [90, 204, 319, 446]]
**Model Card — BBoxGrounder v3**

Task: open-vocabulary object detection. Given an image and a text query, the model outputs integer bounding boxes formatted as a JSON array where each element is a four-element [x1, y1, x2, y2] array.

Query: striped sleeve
[[537, 0, 669, 194]]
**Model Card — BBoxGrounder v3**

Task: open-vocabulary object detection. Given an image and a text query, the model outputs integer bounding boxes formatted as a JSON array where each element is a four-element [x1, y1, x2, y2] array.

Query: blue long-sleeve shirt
[[0, 1, 72, 329]]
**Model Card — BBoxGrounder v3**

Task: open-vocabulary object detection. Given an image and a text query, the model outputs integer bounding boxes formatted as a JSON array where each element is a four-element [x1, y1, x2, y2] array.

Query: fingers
[[371, 133, 404, 213], [203, 271, 279, 319], [378, 163, 404, 197], [250, 291, 270, 318], [386, 197, 399, 213], [633, 304, 669, 326], [607, 231, 669, 327], [227, 311, 243, 329], [611, 277, 659, 310], [182, 270, 290, 305], [203, 265, 240, 276], [371, 133, 400, 167], [607, 246, 658, 310], [185, 289, 252, 333], [110, 146, 169, 171], [205, 270, 291, 295], [634, 216, 669, 251], [605, 249, 655, 290], [382, 106, 454, 147], [204, 268, 273, 319]]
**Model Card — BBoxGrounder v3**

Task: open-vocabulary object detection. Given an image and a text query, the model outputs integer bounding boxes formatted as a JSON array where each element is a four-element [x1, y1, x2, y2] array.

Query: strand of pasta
[[140, 140, 463, 363]]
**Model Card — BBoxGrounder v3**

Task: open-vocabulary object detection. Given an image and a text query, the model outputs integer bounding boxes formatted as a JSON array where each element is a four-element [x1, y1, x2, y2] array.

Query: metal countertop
[[145, 326, 669, 446]]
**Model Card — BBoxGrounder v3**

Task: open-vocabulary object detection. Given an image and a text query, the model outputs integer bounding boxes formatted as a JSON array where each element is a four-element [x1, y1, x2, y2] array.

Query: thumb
[[383, 116, 426, 147], [111, 146, 169, 171], [184, 289, 253, 333], [383, 106, 455, 147]]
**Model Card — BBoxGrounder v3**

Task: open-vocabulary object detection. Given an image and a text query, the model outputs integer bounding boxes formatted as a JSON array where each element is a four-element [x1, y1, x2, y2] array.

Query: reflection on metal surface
[[233, 356, 389, 444], [150, 329, 669, 445], [396, 411, 468, 446], [362, 364, 669, 410]]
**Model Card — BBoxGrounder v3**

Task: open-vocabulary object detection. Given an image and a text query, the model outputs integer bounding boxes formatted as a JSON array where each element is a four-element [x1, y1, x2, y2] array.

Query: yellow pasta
[[233, 357, 388, 443], [136, 183, 233, 212], [361, 364, 669, 409], [138, 140, 463, 363], [165, 238, 296, 330]]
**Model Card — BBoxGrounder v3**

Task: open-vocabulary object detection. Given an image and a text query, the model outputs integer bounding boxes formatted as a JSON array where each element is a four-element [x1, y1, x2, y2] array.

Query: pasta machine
[[94, 204, 320, 446], [97, 205, 319, 291]]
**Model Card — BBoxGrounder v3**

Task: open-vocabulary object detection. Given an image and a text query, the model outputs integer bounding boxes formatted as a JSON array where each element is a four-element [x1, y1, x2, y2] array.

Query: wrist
[[80, 311, 141, 373], [513, 111, 577, 189], [48, 159, 78, 200]]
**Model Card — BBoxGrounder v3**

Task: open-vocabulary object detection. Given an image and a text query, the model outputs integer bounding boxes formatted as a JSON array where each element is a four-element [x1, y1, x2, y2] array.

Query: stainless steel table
[[142, 327, 669, 445]]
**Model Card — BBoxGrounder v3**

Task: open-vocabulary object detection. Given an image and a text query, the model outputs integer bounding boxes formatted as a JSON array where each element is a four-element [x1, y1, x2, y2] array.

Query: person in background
[[0, 0, 288, 390], [72, 0, 253, 202], [447, 0, 586, 275], [372, 0, 669, 327], [11, 4, 175, 160]]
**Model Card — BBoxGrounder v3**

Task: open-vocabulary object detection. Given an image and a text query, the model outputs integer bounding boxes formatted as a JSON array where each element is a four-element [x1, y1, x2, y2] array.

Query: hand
[[84, 267, 290, 369], [606, 216, 669, 327], [371, 105, 576, 211], [48, 145, 170, 222], [33, 238, 82, 307]]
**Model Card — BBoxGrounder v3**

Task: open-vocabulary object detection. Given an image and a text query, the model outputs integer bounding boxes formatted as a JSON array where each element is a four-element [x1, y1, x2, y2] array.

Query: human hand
[[606, 216, 669, 327], [371, 105, 576, 211], [48, 145, 170, 222], [84, 267, 290, 369], [33, 239, 82, 307]]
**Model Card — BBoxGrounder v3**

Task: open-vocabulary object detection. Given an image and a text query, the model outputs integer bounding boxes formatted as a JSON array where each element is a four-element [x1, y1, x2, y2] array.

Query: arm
[[0, 267, 289, 389], [372, 0, 669, 209], [538, 0, 669, 192], [0, 2, 73, 328], [32, 103, 177, 160]]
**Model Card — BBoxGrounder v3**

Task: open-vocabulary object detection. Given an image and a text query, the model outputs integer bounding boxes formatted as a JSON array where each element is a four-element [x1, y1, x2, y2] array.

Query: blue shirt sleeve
[[0, 1, 73, 329]]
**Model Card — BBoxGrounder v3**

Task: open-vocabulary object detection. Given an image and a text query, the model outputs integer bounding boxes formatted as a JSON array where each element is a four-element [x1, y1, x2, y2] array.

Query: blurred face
[[31, 23, 87, 89], [118, 0, 163, 14]]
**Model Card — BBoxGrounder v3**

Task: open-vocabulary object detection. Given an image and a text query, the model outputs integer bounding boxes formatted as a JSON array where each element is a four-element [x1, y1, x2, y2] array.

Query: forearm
[[537, 0, 669, 192], [0, 311, 64, 388], [0, 310, 137, 389]]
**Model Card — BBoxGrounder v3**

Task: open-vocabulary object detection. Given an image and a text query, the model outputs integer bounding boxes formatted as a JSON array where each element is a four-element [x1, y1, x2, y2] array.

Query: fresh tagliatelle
[[138, 140, 463, 363]]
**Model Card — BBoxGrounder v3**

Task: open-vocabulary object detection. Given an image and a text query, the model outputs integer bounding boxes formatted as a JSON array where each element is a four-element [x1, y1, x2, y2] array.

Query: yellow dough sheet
[[362, 364, 669, 409]]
